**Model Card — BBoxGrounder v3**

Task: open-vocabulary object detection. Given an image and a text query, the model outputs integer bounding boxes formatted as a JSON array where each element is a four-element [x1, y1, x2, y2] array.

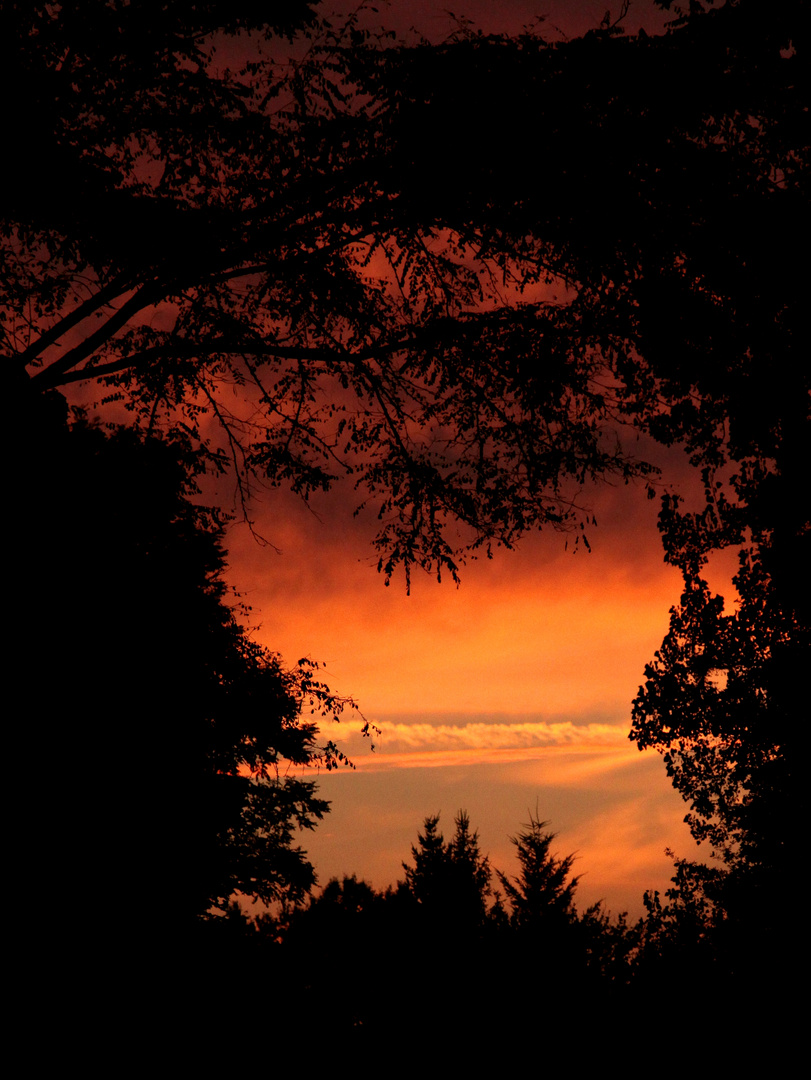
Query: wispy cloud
[[316, 719, 632, 771]]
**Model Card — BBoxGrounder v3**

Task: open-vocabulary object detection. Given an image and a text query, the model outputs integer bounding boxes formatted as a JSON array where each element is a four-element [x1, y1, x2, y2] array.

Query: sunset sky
[[51, 0, 727, 917], [189, 0, 731, 918], [221, 428, 737, 915], [10, 1, 797, 1042]]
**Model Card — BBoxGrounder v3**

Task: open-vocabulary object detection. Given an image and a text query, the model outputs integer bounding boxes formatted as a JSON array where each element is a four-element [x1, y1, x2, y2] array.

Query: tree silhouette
[[630, 455, 806, 977], [8, 1, 805, 1003], [9, 1, 803, 556], [13, 414, 363, 952], [496, 813, 580, 929], [8, 3, 803, 586], [10, 1, 697, 585], [402, 810, 492, 932]]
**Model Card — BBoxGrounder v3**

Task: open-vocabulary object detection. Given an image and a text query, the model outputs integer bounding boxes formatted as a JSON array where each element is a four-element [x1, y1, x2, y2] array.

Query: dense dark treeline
[[7, 0, 806, 1049], [205, 812, 617, 1041], [10, 406, 362, 1013], [204, 808, 790, 1048], [13, 412, 795, 1047]]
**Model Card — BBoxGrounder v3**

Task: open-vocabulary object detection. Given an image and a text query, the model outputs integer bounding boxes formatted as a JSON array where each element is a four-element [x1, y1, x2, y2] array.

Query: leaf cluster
[[7, 2, 705, 585]]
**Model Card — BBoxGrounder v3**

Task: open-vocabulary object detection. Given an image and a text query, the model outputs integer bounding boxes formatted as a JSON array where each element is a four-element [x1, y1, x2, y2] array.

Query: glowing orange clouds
[[223, 453, 699, 916], [297, 732, 693, 917], [315, 717, 629, 767], [226, 465, 684, 723]]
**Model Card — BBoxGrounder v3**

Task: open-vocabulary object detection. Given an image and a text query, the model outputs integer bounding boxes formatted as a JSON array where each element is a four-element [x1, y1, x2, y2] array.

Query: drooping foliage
[[6, 0, 806, 978], [7, 2, 804, 588], [0, 1, 707, 583]]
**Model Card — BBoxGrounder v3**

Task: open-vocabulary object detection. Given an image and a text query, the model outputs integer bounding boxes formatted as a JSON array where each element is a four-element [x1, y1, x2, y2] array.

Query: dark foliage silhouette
[[257, 808, 642, 1047], [17, 0, 784, 581], [401, 810, 492, 932], [12, 412, 363, 967], [630, 454, 807, 980], [7, 5, 804, 576], [496, 813, 580, 928], [7, 0, 805, 1022]]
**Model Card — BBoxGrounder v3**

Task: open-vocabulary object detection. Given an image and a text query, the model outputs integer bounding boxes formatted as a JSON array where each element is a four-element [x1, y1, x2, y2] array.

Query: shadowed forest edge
[[7, 0, 806, 1042]]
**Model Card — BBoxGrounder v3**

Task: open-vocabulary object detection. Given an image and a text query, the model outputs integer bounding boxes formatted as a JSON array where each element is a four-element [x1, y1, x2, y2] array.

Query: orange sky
[[215, 0, 730, 919], [59, 0, 717, 918], [221, 426, 738, 915]]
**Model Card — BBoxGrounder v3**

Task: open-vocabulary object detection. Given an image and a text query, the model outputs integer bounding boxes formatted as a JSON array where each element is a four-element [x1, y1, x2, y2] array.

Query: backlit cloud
[[316, 717, 633, 770]]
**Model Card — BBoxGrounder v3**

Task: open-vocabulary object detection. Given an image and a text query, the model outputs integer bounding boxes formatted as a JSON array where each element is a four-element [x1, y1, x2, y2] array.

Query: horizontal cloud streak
[[317, 718, 634, 771]]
